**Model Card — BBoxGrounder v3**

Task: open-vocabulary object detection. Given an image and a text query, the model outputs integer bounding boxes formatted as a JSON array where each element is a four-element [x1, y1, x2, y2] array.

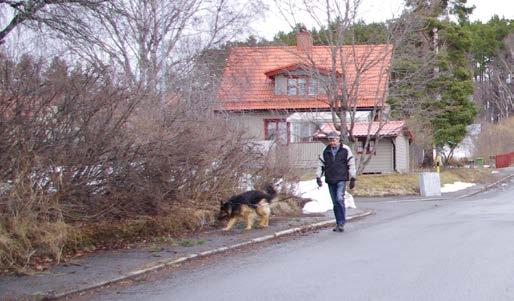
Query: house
[[217, 30, 413, 173], [316, 121, 413, 173]]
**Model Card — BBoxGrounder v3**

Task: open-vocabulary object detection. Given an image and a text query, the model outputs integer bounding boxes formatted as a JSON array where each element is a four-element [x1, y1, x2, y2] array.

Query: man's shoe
[[333, 225, 344, 232]]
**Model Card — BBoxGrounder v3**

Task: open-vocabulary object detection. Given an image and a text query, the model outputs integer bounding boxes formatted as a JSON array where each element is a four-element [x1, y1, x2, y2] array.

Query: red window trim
[[357, 139, 376, 155], [264, 119, 290, 144]]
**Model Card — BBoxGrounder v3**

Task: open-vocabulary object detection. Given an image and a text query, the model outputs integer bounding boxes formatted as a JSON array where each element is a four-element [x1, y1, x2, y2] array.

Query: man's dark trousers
[[328, 181, 346, 225]]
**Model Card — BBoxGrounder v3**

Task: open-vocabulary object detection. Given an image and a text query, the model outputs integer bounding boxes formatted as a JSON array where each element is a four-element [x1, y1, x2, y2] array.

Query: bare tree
[[34, 0, 265, 93], [474, 116, 514, 159], [0, 0, 104, 44], [273, 0, 417, 174], [475, 33, 514, 123], [0, 1, 281, 273], [0, 53, 278, 271]]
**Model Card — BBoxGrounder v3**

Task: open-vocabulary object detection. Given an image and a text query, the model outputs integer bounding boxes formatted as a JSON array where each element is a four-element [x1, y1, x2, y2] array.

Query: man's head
[[327, 132, 339, 148]]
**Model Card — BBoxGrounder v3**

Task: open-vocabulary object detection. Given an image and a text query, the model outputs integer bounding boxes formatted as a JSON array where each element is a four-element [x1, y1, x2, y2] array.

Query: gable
[[264, 63, 336, 78]]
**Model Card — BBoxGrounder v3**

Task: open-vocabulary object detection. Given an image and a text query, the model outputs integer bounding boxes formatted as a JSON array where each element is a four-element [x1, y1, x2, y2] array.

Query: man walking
[[316, 132, 356, 232]]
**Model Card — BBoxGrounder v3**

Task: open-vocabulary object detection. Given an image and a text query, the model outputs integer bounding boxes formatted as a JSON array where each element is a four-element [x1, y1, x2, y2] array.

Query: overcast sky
[[253, 0, 514, 40]]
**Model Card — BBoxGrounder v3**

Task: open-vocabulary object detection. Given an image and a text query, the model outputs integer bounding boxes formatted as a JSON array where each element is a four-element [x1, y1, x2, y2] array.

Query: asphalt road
[[85, 178, 514, 301]]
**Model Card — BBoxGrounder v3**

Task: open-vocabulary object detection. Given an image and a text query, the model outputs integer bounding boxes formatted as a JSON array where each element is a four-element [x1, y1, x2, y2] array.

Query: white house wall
[[360, 140, 394, 173], [228, 112, 285, 140], [227, 112, 405, 173], [287, 142, 326, 168], [291, 139, 396, 173], [394, 134, 410, 172]]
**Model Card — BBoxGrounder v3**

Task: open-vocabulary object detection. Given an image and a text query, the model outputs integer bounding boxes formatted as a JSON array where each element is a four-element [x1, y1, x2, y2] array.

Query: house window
[[287, 78, 296, 95], [287, 77, 319, 96], [291, 122, 317, 143], [357, 140, 376, 154], [308, 78, 318, 95], [265, 119, 289, 144], [298, 78, 306, 95]]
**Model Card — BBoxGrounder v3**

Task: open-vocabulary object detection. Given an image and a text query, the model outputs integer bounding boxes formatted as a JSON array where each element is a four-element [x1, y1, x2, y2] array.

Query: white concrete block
[[419, 172, 441, 197]]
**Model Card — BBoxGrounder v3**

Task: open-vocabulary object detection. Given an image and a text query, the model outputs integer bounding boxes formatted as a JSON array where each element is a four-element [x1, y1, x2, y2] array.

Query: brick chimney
[[296, 29, 312, 53]]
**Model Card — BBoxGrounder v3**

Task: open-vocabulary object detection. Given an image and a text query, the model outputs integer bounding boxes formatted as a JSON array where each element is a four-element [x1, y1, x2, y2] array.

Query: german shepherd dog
[[218, 184, 277, 231]]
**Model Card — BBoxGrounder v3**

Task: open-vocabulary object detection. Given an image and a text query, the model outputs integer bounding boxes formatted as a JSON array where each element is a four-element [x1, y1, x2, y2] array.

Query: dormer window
[[287, 77, 318, 96], [265, 64, 332, 96], [308, 78, 318, 95], [287, 78, 302, 95]]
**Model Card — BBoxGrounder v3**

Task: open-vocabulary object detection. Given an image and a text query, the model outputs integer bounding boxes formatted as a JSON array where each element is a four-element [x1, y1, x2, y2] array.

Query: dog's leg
[[263, 204, 271, 227], [243, 210, 254, 230], [257, 204, 271, 228], [223, 217, 237, 231]]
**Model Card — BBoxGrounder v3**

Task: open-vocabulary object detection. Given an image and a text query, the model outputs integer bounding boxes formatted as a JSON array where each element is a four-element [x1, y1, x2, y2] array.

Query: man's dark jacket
[[322, 146, 351, 184]]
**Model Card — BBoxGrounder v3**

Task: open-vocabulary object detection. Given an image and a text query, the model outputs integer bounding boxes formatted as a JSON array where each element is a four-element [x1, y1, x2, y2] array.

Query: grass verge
[[352, 167, 499, 197]]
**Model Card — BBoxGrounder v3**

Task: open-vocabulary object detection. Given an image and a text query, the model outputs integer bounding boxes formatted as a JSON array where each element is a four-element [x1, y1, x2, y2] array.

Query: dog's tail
[[264, 184, 277, 201]]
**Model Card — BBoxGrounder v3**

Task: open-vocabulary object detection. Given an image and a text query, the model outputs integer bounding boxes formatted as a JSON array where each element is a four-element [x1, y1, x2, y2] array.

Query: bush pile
[[0, 55, 285, 273]]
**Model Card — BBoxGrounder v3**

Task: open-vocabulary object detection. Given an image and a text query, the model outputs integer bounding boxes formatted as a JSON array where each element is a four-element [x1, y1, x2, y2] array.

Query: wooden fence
[[495, 152, 514, 168]]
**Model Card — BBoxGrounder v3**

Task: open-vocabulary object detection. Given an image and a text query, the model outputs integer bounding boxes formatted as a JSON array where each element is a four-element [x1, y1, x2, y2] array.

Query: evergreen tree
[[272, 21, 388, 45], [430, 21, 476, 154], [391, 0, 477, 162], [466, 16, 514, 81]]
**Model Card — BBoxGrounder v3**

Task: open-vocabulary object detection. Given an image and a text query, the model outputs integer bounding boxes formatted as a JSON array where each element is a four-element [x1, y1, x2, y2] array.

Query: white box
[[419, 172, 441, 197]]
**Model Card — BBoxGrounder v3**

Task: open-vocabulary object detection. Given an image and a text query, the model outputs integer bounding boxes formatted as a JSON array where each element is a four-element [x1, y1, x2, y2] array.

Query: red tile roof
[[264, 63, 338, 78], [317, 120, 413, 140], [218, 43, 392, 111]]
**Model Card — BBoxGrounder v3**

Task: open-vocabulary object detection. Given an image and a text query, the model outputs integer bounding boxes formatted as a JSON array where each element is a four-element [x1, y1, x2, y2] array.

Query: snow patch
[[441, 181, 475, 193], [296, 177, 356, 214]]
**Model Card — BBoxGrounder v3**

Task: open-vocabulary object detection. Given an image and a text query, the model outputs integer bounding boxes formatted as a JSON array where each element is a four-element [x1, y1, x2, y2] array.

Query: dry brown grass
[[439, 168, 497, 184], [351, 168, 497, 197], [475, 117, 514, 159], [0, 214, 70, 274], [352, 173, 420, 196], [271, 196, 311, 217], [65, 208, 218, 252]]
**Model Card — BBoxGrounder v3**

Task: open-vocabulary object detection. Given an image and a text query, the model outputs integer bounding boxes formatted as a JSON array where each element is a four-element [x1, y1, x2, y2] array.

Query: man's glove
[[316, 177, 323, 187], [349, 178, 356, 189]]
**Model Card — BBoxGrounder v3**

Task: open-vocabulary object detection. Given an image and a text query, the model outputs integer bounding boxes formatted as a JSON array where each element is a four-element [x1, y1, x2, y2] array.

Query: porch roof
[[315, 120, 413, 140]]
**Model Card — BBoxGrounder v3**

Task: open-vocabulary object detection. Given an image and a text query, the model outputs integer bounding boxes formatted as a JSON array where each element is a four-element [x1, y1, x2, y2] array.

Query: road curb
[[47, 210, 373, 300], [456, 173, 514, 199]]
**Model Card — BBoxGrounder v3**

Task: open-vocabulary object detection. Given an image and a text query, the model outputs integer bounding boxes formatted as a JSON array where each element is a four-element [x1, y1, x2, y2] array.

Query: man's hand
[[316, 177, 323, 187], [349, 178, 356, 189]]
